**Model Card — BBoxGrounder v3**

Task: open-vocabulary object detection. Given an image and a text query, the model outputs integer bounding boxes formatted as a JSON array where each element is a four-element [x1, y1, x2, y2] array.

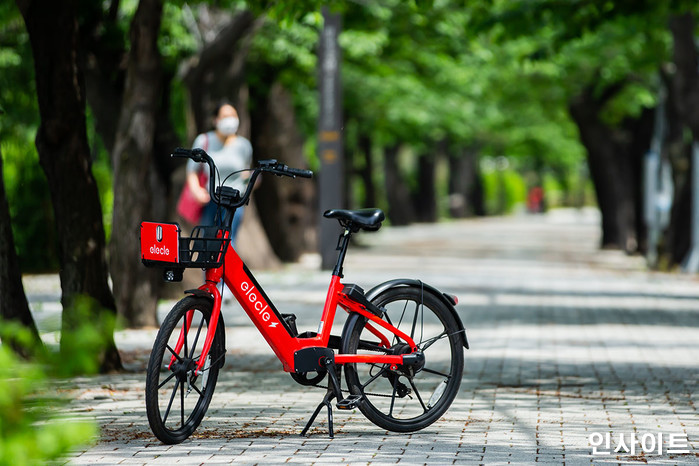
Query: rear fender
[[365, 279, 469, 349]]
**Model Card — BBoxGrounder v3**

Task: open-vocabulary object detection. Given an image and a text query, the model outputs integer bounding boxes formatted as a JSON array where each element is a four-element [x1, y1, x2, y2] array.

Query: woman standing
[[183, 102, 252, 246]]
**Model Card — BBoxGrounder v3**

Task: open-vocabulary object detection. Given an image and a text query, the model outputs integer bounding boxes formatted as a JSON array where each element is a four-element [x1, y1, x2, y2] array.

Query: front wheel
[[145, 296, 224, 444], [341, 286, 464, 432]]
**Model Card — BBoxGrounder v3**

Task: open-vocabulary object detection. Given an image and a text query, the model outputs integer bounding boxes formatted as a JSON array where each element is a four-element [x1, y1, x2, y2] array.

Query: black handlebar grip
[[286, 167, 313, 178], [171, 147, 208, 163], [171, 147, 191, 158]]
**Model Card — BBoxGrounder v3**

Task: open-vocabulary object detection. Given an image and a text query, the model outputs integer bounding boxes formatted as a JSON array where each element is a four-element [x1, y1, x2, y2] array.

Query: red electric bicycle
[[141, 147, 468, 444]]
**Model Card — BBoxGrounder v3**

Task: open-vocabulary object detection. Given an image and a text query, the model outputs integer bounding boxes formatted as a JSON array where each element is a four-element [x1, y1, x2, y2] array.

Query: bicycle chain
[[310, 383, 401, 399]]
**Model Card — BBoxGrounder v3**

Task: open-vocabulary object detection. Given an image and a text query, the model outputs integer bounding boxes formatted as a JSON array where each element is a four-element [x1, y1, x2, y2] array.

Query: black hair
[[212, 100, 234, 117]]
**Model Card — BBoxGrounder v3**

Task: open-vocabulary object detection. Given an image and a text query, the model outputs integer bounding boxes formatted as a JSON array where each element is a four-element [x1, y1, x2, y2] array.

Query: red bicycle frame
[[168, 245, 418, 375]]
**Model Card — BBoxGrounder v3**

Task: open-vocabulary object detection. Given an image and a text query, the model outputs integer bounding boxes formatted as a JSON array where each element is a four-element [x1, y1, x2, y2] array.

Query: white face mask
[[217, 116, 239, 136]]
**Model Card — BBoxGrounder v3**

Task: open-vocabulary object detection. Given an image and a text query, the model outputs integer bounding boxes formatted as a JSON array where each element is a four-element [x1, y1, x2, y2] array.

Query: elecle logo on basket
[[149, 244, 170, 256], [240, 281, 278, 327]]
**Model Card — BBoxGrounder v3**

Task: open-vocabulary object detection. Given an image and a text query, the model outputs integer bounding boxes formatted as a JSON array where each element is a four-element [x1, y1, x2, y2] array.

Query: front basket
[[141, 222, 230, 271]]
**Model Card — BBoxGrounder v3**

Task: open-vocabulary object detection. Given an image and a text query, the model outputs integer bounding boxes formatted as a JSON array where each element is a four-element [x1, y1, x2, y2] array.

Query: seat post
[[332, 227, 353, 277]]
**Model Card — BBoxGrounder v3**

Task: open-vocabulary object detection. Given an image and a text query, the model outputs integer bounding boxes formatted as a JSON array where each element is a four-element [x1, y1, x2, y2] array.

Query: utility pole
[[317, 7, 344, 270]]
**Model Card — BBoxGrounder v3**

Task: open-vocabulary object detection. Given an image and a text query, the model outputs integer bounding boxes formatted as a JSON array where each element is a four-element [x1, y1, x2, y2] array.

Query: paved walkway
[[26, 209, 699, 464]]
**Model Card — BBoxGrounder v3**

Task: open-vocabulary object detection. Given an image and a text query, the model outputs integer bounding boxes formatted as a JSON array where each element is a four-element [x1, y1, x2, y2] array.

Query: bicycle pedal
[[336, 394, 362, 410]]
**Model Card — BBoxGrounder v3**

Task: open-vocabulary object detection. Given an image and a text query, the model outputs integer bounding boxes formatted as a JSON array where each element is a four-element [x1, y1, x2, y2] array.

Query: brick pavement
[[25, 209, 699, 464]]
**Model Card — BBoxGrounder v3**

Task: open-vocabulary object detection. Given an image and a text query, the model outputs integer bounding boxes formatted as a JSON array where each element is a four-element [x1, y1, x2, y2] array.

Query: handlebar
[[257, 159, 313, 179], [172, 147, 313, 209]]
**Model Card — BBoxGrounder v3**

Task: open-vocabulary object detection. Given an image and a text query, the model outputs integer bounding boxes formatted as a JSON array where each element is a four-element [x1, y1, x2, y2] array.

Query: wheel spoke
[[162, 380, 179, 424], [410, 301, 420, 341], [388, 381, 398, 417], [408, 378, 428, 413], [183, 318, 190, 362], [419, 330, 448, 351], [395, 300, 409, 344], [397, 300, 408, 327], [421, 366, 451, 378], [189, 318, 205, 360], [166, 345, 182, 362], [158, 371, 176, 389], [361, 364, 388, 390], [189, 380, 204, 397]]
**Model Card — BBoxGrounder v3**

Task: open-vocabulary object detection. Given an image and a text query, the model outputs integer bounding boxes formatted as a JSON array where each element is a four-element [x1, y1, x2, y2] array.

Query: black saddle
[[324, 208, 385, 232]]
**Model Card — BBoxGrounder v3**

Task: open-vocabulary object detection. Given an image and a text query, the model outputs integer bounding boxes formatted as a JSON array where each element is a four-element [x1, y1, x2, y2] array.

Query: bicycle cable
[[213, 167, 254, 223]]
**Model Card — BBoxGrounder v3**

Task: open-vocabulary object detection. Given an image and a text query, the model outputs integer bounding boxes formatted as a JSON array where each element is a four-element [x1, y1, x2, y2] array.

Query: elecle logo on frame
[[240, 281, 278, 328]]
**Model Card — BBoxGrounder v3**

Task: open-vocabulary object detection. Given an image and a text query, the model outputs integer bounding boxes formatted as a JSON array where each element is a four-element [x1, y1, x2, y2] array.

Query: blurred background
[[2, 0, 699, 334]]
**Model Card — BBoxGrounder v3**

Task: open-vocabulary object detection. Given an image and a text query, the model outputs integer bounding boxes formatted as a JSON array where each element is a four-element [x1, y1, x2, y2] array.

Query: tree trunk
[[413, 152, 437, 222], [80, 1, 125, 154], [448, 146, 484, 218], [250, 82, 315, 261], [669, 13, 699, 138], [659, 15, 699, 266], [16, 0, 121, 371], [110, 0, 164, 328], [658, 69, 690, 265], [666, 151, 692, 264], [569, 82, 652, 253], [0, 146, 43, 357], [383, 144, 415, 225]]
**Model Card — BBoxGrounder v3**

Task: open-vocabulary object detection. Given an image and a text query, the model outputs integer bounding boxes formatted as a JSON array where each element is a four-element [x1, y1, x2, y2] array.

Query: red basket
[[141, 222, 230, 269]]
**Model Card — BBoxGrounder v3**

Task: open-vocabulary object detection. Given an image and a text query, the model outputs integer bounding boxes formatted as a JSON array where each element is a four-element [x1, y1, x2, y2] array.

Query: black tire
[[340, 286, 464, 432], [145, 296, 224, 444]]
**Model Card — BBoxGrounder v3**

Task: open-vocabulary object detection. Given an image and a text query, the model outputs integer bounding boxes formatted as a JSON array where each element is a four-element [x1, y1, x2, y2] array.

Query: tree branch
[[180, 9, 256, 85]]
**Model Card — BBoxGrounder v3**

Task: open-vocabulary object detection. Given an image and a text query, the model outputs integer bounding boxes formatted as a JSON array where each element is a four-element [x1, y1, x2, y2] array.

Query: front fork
[[168, 274, 223, 376]]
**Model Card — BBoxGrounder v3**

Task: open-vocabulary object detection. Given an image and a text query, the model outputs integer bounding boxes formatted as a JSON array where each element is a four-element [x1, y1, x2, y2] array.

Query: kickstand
[[300, 358, 344, 438], [301, 389, 336, 438]]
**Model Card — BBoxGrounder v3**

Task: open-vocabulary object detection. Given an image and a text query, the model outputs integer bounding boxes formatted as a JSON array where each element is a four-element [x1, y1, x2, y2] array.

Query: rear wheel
[[145, 296, 224, 444], [341, 286, 464, 432]]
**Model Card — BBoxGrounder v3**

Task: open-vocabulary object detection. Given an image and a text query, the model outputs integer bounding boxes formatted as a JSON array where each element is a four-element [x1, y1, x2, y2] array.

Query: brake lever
[[258, 159, 278, 168], [190, 148, 207, 163]]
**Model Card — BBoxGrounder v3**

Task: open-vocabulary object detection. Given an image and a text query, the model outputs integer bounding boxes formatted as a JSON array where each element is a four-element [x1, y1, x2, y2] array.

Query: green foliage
[[159, 2, 199, 61], [335, 0, 596, 212], [0, 293, 120, 461], [0, 322, 97, 465], [1, 142, 59, 272], [248, 11, 322, 139], [481, 157, 527, 214]]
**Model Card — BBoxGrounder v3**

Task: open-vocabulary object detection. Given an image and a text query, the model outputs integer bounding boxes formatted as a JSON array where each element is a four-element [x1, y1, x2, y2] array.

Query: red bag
[[176, 169, 208, 224], [176, 134, 209, 224]]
